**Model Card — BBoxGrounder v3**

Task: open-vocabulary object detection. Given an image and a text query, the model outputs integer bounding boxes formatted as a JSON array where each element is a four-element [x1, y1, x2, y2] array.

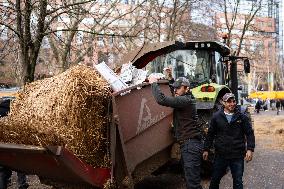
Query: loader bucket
[[111, 82, 174, 178], [0, 143, 110, 188]]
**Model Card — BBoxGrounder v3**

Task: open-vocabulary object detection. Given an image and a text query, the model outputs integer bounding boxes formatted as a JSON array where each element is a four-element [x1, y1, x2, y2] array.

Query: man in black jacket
[[149, 76, 203, 189], [203, 93, 255, 189]]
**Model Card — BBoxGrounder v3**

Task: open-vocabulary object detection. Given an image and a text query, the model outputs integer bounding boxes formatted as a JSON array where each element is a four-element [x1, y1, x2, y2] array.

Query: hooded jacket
[[204, 107, 255, 159], [151, 82, 203, 142]]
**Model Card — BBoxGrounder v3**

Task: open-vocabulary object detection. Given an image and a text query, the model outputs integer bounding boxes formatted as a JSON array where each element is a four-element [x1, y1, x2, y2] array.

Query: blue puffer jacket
[[204, 107, 255, 159]]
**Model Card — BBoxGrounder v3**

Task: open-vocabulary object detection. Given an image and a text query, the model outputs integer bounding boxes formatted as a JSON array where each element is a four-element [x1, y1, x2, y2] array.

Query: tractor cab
[[145, 41, 230, 89], [130, 41, 232, 110], [121, 40, 250, 110]]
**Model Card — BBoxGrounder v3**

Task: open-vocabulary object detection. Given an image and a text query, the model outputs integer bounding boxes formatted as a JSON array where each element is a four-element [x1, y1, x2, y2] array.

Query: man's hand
[[148, 75, 159, 84], [203, 151, 209, 161], [163, 67, 173, 80], [244, 150, 253, 162]]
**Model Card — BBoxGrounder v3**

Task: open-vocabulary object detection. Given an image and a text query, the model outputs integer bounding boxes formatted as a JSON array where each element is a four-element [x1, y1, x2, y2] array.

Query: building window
[[231, 38, 238, 50], [121, 0, 129, 4], [87, 46, 93, 57], [76, 31, 84, 45], [0, 60, 5, 66], [56, 28, 63, 40], [160, 12, 166, 17], [268, 41, 273, 50], [0, 26, 8, 40], [139, 10, 146, 16], [99, 7, 107, 14], [109, 36, 114, 46], [41, 36, 50, 49], [98, 51, 108, 64], [58, 16, 70, 23], [82, 18, 94, 25], [98, 36, 104, 47], [220, 17, 226, 24], [160, 34, 166, 42]]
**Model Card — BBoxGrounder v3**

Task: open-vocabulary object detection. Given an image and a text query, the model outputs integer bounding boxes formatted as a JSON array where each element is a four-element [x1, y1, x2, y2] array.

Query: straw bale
[[0, 65, 112, 167]]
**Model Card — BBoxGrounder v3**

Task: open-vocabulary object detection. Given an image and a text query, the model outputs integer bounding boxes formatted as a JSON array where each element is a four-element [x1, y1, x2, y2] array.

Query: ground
[[7, 110, 284, 189]]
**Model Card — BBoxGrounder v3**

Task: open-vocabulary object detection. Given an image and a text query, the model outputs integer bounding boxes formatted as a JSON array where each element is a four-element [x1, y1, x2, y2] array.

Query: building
[[1, 0, 208, 85], [212, 0, 281, 94], [278, 0, 284, 89]]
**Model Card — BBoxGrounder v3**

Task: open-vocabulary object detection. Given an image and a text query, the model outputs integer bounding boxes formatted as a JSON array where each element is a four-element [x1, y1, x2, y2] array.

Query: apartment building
[[279, 0, 284, 86], [213, 0, 280, 93]]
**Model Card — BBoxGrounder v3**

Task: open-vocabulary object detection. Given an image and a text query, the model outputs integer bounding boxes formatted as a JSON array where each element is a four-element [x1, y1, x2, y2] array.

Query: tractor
[[0, 40, 250, 188]]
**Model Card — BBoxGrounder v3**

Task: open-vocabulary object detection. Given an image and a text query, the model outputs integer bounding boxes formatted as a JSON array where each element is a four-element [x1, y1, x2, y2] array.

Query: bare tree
[[46, 0, 149, 73], [115, 0, 218, 51], [0, 0, 148, 84], [0, 0, 225, 84], [214, 0, 263, 55], [213, 0, 281, 93], [0, 1, 90, 84]]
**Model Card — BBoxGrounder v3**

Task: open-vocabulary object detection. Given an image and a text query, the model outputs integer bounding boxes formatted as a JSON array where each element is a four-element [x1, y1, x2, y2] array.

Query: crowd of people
[[253, 98, 284, 115]]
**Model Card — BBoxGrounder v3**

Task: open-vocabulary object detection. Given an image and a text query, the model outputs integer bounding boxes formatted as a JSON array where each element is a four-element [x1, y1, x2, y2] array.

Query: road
[[7, 110, 284, 189]]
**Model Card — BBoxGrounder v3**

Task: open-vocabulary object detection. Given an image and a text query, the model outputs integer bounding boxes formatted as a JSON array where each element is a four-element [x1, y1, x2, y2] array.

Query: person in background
[[280, 99, 284, 111], [270, 99, 275, 110], [0, 98, 29, 189], [255, 98, 262, 114], [203, 93, 255, 189], [149, 76, 203, 189], [262, 99, 269, 111], [276, 99, 281, 115]]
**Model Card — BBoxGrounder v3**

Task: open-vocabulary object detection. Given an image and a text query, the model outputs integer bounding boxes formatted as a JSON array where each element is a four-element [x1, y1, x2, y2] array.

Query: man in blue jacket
[[149, 76, 203, 189], [203, 93, 255, 189]]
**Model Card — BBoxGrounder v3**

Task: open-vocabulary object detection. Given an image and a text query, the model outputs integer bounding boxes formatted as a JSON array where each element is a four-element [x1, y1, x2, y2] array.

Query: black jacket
[[204, 107, 255, 159], [276, 101, 281, 108], [0, 99, 11, 117], [151, 82, 202, 142]]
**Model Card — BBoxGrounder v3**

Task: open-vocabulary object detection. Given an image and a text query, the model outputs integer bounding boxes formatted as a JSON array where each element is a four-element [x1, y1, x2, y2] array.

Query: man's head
[[222, 93, 236, 112], [172, 77, 190, 96]]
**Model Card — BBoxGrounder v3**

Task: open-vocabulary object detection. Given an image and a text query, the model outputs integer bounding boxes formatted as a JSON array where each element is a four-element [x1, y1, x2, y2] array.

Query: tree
[[0, 0, 147, 84], [215, 0, 263, 56], [214, 0, 281, 93], [0, 0, 220, 84], [48, 0, 218, 71], [47, 0, 148, 73], [0, 1, 89, 84]]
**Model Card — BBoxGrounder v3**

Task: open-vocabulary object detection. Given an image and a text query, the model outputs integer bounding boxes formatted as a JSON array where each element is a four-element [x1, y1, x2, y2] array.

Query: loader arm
[[0, 143, 110, 188]]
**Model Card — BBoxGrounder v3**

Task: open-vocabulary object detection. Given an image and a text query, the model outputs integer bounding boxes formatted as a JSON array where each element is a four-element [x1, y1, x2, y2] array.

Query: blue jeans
[[0, 166, 28, 189], [0, 166, 12, 189], [180, 139, 203, 189], [209, 157, 244, 189], [17, 172, 29, 189]]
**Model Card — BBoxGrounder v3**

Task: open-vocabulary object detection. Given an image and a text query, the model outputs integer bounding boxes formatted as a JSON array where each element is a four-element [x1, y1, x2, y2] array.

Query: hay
[[0, 65, 112, 167]]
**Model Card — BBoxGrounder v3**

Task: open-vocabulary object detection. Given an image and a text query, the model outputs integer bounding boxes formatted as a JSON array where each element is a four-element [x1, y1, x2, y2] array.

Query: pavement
[[216, 147, 284, 189]]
